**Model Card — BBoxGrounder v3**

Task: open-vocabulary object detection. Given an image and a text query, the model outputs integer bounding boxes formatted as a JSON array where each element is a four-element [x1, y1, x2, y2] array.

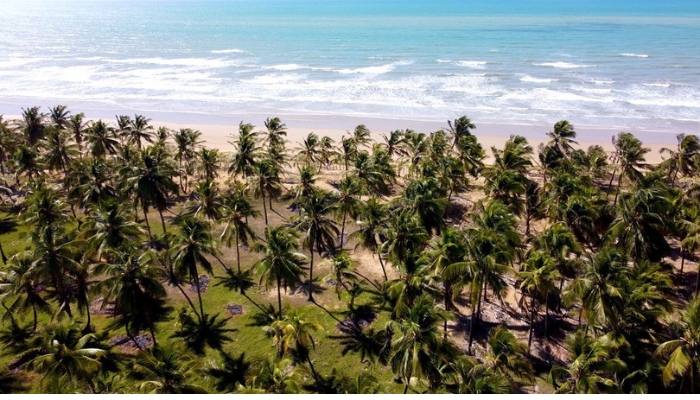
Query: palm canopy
[[656, 295, 700, 393]]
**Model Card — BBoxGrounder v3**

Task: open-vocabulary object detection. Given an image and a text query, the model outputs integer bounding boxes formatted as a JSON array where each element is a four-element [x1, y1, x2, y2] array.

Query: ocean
[[1, 0, 699, 135]]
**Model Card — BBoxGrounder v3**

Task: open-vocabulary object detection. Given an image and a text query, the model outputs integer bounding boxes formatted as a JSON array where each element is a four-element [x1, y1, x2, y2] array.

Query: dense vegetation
[[0, 107, 699, 393]]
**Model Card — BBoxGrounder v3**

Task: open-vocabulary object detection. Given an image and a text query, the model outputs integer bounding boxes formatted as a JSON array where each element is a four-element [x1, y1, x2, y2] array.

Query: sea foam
[[535, 62, 592, 69]]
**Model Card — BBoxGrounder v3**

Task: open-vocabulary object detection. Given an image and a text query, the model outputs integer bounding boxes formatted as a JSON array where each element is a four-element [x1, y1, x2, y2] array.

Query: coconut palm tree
[[381, 129, 406, 159], [169, 216, 221, 322], [24, 323, 110, 391], [94, 249, 166, 346], [447, 115, 476, 149], [267, 309, 324, 381], [49, 105, 70, 130], [67, 113, 87, 159], [198, 147, 221, 182], [660, 133, 700, 186], [187, 179, 224, 221], [86, 120, 119, 159], [243, 356, 302, 394], [220, 182, 260, 285], [263, 117, 287, 151], [0, 252, 51, 332], [173, 128, 202, 193], [42, 128, 77, 174], [485, 326, 532, 382], [128, 115, 154, 150], [609, 132, 649, 203], [12, 145, 41, 183], [335, 175, 364, 249], [293, 189, 339, 302], [80, 200, 144, 259], [546, 120, 578, 156], [549, 330, 626, 393], [253, 226, 306, 317], [519, 250, 560, 353], [131, 345, 207, 394], [389, 294, 458, 393], [121, 146, 179, 240], [19, 106, 47, 145], [352, 197, 389, 281], [296, 132, 321, 168], [249, 158, 282, 226], [228, 122, 261, 179], [656, 295, 700, 393]]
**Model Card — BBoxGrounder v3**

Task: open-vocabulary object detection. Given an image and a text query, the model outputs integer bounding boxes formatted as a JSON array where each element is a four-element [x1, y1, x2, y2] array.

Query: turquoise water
[[1, 0, 699, 132]]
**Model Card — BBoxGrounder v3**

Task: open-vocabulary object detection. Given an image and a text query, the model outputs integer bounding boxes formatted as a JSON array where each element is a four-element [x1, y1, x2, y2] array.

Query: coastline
[[0, 105, 680, 163]]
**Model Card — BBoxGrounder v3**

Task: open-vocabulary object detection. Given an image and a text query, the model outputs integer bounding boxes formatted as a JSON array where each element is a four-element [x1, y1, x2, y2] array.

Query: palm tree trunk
[[696, 264, 700, 294], [125, 325, 143, 351], [404, 372, 412, 394], [262, 192, 268, 226], [544, 291, 549, 339], [377, 250, 388, 281], [613, 169, 624, 204], [306, 354, 320, 383], [32, 304, 38, 332], [175, 283, 200, 320], [340, 208, 347, 249], [142, 200, 153, 244], [269, 195, 273, 212], [468, 295, 478, 354], [194, 270, 206, 323], [213, 253, 232, 274], [528, 294, 536, 355], [680, 245, 686, 277], [0, 241, 7, 265], [148, 323, 158, 347], [85, 304, 92, 332], [308, 246, 315, 302], [277, 273, 283, 318], [607, 167, 617, 199], [235, 232, 242, 274], [158, 209, 167, 235]]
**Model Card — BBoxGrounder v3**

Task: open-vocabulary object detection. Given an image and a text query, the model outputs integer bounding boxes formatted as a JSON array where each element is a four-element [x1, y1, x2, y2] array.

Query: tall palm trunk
[[528, 294, 536, 355], [680, 245, 685, 277], [308, 246, 315, 302], [158, 209, 167, 235], [607, 168, 617, 199], [306, 354, 320, 383], [0, 241, 7, 264], [339, 208, 347, 249], [125, 325, 143, 351], [544, 291, 550, 338], [142, 200, 153, 244], [32, 304, 38, 332], [176, 282, 200, 321], [262, 192, 268, 226], [193, 267, 206, 323], [613, 169, 624, 204], [277, 273, 283, 318], [377, 247, 388, 281]]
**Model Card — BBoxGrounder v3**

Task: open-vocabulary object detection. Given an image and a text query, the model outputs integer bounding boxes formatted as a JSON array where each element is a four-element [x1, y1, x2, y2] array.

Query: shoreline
[[0, 106, 681, 163]]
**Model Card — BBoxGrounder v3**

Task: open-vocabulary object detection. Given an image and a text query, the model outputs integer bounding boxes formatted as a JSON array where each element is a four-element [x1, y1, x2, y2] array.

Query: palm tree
[[95, 249, 166, 346], [296, 132, 321, 167], [81, 200, 144, 259], [351, 124, 372, 151], [128, 115, 154, 150], [335, 175, 364, 249], [447, 115, 476, 149], [400, 177, 448, 235], [381, 130, 406, 159], [12, 145, 41, 183], [267, 309, 324, 381], [656, 295, 700, 393], [199, 147, 220, 182], [328, 252, 357, 299], [121, 146, 179, 240], [380, 209, 429, 273], [253, 226, 306, 317], [549, 330, 626, 393], [187, 179, 224, 221], [263, 117, 287, 151], [609, 132, 649, 203], [660, 133, 700, 186], [243, 356, 302, 394], [67, 113, 87, 159], [220, 183, 260, 285], [485, 326, 532, 382], [352, 197, 389, 281], [168, 216, 221, 322], [19, 106, 47, 145], [293, 189, 339, 302], [0, 252, 51, 332], [319, 136, 336, 169], [389, 294, 457, 393], [42, 128, 77, 173], [86, 120, 119, 159], [24, 323, 109, 390], [115, 115, 132, 145], [49, 105, 70, 129], [131, 345, 207, 394], [20, 184, 68, 234], [249, 158, 282, 226], [173, 128, 202, 193], [228, 122, 261, 179], [546, 120, 578, 156], [519, 250, 560, 353]]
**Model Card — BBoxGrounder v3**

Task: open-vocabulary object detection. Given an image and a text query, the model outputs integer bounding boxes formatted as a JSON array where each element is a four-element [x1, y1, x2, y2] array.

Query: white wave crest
[[337, 60, 413, 75], [210, 49, 246, 54], [535, 62, 592, 69], [456, 61, 488, 69], [619, 53, 648, 58], [520, 75, 557, 83]]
